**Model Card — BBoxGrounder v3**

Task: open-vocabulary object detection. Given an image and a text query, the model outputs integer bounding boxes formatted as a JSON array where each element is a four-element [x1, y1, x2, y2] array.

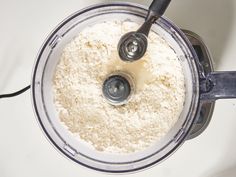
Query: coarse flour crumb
[[53, 20, 185, 153]]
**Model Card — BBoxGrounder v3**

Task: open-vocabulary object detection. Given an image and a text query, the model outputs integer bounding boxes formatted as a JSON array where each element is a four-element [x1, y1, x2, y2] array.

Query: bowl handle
[[200, 71, 236, 101]]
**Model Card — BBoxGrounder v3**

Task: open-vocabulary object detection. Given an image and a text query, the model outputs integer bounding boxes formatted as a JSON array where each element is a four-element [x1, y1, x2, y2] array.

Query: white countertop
[[0, 0, 236, 177]]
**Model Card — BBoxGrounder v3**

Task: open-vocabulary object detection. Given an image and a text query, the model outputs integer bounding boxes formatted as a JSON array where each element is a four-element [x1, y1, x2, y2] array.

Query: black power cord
[[0, 85, 30, 99]]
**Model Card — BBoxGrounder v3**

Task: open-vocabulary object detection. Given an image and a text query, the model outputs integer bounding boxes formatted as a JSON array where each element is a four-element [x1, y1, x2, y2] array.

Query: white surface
[[0, 0, 236, 177]]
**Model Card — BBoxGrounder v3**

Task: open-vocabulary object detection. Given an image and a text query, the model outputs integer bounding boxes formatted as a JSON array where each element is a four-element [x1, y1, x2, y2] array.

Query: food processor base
[[182, 30, 215, 140]]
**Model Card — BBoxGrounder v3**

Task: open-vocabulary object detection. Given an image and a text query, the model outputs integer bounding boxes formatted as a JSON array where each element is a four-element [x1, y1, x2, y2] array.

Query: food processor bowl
[[31, 2, 236, 173]]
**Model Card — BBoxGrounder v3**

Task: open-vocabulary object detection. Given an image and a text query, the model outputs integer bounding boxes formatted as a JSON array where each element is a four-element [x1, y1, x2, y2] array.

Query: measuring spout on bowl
[[200, 71, 236, 101]]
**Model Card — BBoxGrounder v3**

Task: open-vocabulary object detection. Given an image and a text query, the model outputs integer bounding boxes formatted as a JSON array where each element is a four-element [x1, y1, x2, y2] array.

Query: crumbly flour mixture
[[53, 20, 185, 153]]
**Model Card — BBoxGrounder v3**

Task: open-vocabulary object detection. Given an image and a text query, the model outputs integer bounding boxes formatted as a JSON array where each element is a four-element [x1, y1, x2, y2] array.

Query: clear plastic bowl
[[31, 2, 200, 173]]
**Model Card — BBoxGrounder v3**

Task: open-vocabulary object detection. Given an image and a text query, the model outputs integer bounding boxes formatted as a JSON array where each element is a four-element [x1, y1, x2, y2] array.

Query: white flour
[[53, 20, 185, 153]]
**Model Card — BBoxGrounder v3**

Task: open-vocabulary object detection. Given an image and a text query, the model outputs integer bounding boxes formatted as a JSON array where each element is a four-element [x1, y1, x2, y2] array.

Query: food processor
[[31, 2, 236, 173]]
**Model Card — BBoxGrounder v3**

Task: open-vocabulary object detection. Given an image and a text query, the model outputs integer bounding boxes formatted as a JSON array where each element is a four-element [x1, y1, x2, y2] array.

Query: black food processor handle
[[200, 71, 236, 101]]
